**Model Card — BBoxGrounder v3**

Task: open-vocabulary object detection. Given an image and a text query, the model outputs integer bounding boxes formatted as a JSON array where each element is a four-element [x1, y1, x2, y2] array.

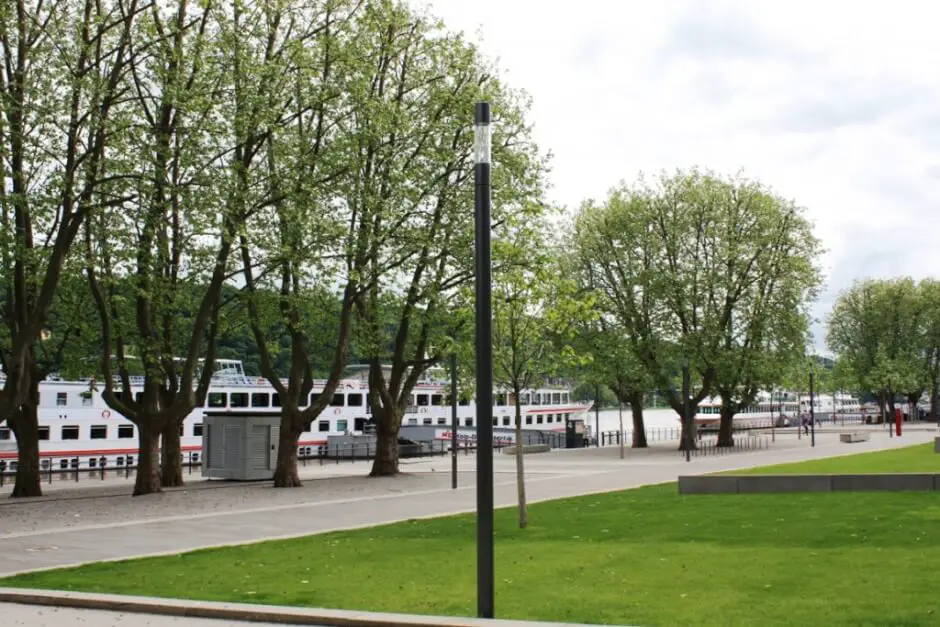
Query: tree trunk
[[370, 406, 401, 476], [678, 408, 697, 451], [628, 391, 647, 448], [134, 423, 162, 496], [717, 403, 735, 447], [617, 400, 625, 459], [273, 408, 303, 488], [8, 402, 42, 498], [514, 401, 527, 529], [931, 380, 939, 423], [160, 419, 184, 488]]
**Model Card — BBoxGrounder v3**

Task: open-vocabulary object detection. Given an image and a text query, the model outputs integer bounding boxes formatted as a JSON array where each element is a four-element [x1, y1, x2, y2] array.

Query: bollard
[[100, 456, 107, 480]]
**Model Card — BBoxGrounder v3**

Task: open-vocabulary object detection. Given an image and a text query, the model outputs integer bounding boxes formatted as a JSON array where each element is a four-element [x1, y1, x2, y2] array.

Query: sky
[[419, 0, 940, 355]]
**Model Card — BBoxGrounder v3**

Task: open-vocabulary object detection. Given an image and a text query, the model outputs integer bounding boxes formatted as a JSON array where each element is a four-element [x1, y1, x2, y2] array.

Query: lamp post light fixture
[[473, 101, 494, 620]]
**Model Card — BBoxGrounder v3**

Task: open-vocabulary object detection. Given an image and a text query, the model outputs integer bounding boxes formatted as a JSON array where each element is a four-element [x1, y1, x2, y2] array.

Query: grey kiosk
[[565, 417, 586, 449], [201, 411, 280, 481]]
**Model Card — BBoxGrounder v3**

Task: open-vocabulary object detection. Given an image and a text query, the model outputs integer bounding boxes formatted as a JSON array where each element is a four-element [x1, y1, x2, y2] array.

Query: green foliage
[[572, 169, 824, 428], [827, 277, 940, 403]]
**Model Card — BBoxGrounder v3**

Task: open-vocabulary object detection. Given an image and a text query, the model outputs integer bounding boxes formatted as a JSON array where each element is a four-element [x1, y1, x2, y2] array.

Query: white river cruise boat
[[693, 391, 862, 429], [0, 360, 592, 470]]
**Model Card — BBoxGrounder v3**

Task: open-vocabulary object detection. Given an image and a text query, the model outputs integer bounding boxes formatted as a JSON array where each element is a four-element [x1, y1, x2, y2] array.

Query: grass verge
[[732, 442, 939, 475], [2, 477, 940, 626]]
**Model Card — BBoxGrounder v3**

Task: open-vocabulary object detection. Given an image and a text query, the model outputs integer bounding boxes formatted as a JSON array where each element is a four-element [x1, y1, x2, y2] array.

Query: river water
[[586, 406, 682, 436]]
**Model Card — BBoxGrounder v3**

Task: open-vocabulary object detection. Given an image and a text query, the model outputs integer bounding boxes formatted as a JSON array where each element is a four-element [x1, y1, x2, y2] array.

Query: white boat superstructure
[[0, 360, 592, 471], [693, 391, 862, 428]]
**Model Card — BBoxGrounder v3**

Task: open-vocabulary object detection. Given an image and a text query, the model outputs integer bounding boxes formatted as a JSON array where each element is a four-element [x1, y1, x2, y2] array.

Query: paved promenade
[[1, 428, 934, 577]]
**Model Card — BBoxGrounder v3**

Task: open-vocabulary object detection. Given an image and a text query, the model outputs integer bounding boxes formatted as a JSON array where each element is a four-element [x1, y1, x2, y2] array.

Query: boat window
[[502, 416, 510, 426], [56, 392, 67, 407], [348, 393, 363, 407], [0, 428, 9, 440], [354, 418, 368, 430], [331, 394, 344, 407], [459, 397, 470, 406], [38, 426, 50, 440], [89, 458, 97, 468], [336, 419, 348, 432], [520, 393, 530, 405], [525, 416, 533, 425], [533, 393, 541, 404], [422, 417, 432, 425], [193, 423, 203, 437], [317, 421, 330, 432], [90, 425, 107, 439], [536, 415, 544, 424], [60, 459, 68, 469], [563, 392, 569, 403], [230, 393, 249, 408], [61, 425, 79, 440], [437, 417, 447, 425], [552, 393, 561, 404], [407, 418, 417, 425], [251, 393, 270, 407], [207, 392, 226, 408], [272, 393, 281, 408], [416, 394, 429, 406], [492, 417, 498, 426], [431, 394, 443, 406], [464, 417, 473, 426], [118, 425, 134, 439], [310, 392, 320, 406]]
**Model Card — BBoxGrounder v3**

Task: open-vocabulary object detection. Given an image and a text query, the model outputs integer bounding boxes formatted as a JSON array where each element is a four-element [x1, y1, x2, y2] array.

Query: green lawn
[[3, 479, 940, 626], [733, 443, 939, 475]]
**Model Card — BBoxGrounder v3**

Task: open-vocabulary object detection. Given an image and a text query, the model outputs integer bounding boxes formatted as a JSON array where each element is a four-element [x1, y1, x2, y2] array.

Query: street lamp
[[473, 101, 494, 620], [809, 360, 816, 448]]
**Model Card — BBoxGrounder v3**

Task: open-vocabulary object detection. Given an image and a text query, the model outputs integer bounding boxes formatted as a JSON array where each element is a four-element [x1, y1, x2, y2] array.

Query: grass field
[[733, 442, 939, 475], [3, 469, 940, 626]]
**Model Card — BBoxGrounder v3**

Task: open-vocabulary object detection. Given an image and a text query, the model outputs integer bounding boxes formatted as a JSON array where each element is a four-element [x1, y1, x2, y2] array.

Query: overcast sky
[[422, 0, 940, 354]]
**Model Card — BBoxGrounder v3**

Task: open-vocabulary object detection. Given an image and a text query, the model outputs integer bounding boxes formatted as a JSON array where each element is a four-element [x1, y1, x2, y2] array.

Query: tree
[[84, 1, 250, 495], [348, 3, 549, 476], [0, 0, 141, 497], [236, 0, 362, 488], [487, 218, 588, 528], [573, 169, 822, 450], [828, 277, 925, 420]]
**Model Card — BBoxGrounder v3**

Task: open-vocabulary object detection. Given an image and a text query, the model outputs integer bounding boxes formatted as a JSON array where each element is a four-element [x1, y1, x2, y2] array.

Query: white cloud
[[419, 0, 940, 353]]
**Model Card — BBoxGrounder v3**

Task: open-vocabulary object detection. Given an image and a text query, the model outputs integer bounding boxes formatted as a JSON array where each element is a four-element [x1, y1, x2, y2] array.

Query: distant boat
[[0, 360, 591, 471]]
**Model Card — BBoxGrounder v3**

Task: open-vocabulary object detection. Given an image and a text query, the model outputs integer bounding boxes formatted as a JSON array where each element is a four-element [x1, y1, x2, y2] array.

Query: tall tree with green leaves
[[348, 3, 549, 476], [236, 0, 363, 488], [828, 277, 925, 419], [573, 169, 822, 450], [0, 0, 141, 497], [84, 0, 266, 496]]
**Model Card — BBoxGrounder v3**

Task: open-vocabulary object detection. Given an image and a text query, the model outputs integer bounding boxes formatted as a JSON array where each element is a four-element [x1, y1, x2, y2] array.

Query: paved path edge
[[0, 477, 674, 579], [0, 588, 616, 627]]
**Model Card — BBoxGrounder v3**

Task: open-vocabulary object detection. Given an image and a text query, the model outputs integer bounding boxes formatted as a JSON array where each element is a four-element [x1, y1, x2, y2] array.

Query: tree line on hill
[[0, 1, 887, 510]]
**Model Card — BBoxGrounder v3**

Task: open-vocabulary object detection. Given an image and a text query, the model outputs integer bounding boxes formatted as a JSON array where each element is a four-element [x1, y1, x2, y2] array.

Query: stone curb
[[0, 588, 617, 627], [678, 473, 940, 494]]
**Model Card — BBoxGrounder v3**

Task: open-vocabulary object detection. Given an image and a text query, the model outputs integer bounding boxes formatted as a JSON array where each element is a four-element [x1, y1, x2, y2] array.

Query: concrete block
[[736, 474, 832, 493], [840, 432, 870, 443], [678, 475, 738, 494], [831, 474, 935, 491], [501, 443, 551, 455]]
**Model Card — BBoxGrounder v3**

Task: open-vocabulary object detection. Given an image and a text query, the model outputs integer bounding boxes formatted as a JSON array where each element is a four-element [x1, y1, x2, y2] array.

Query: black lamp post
[[473, 101, 494, 620], [809, 366, 816, 447], [451, 352, 458, 490]]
